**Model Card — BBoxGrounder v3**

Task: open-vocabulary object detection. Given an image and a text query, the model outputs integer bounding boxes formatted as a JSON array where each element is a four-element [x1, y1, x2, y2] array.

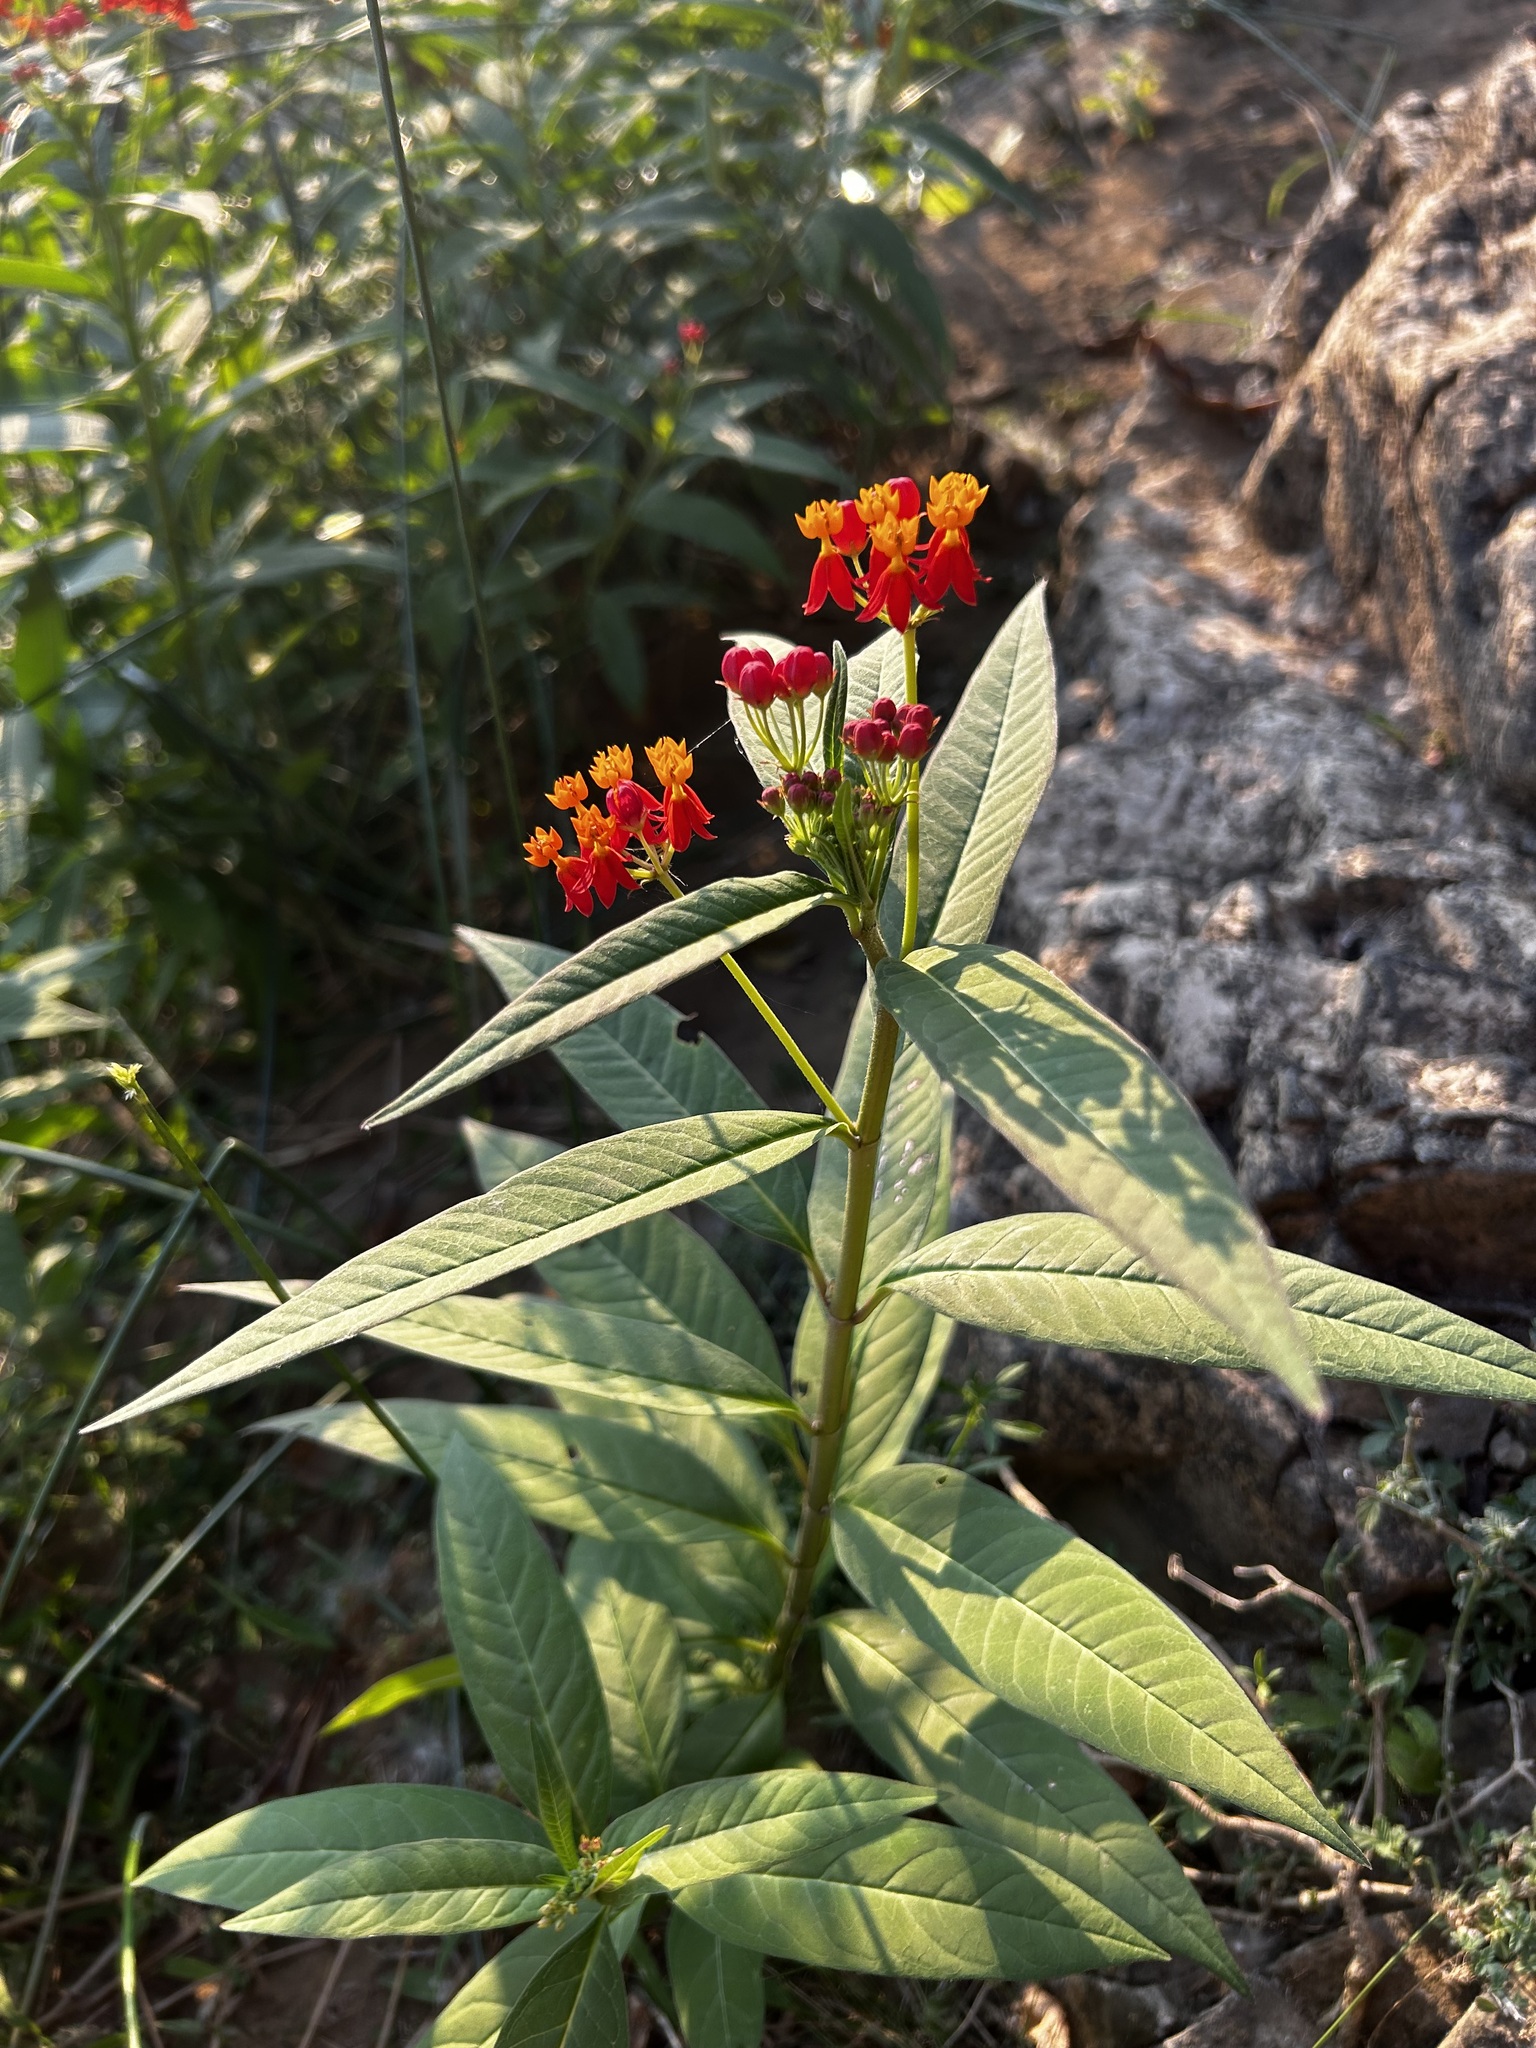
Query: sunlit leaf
[[884, 1212, 1536, 1401], [370, 878, 828, 1126], [223, 1836, 558, 1938], [667, 1911, 764, 2048], [138, 1786, 542, 1911], [875, 945, 1318, 1409], [322, 1655, 461, 1736], [437, 1436, 611, 1835], [834, 1466, 1352, 1854], [567, 1536, 685, 1809], [90, 1111, 822, 1428], [822, 1610, 1239, 1985]]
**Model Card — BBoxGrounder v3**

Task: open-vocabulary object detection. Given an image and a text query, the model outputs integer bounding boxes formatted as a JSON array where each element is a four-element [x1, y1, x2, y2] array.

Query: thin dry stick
[[374, 1943, 412, 2048], [1169, 1554, 1367, 1693], [19, 1722, 94, 2017], [1170, 1781, 1351, 1880], [0, 1886, 119, 1938], [297, 1944, 351, 2048], [940, 1980, 990, 2048]]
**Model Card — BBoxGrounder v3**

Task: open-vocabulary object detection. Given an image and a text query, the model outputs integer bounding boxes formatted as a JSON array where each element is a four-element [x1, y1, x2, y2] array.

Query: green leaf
[[89, 1111, 823, 1429], [256, 1402, 787, 1561], [223, 1837, 558, 1938], [323, 1656, 461, 1736], [462, 1124, 781, 1376], [555, 1397, 787, 1546], [878, 585, 1057, 954], [608, 1769, 929, 1884], [884, 1212, 1536, 1402], [0, 411, 115, 455], [0, 256, 109, 301], [601, 1541, 781, 1655], [567, 1537, 686, 1810], [833, 1466, 1352, 1854], [808, 989, 952, 1284], [821, 1610, 1239, 1986], [631, 487, 783, 580], [461, 938, 812, 1256], [12, 572, 68, 711], [416, 1923, 587, 2048], [138, 1786, 542, 1911], [875, 945, 1318, 1410], [370, 879, 828, 1127], [436, 1437, 610, 1835], [498, 1909, 627, 2048], [367, 1292, 797, 1426], [0, 709, 40, 896], [671, 1694, 786, 1785], [666, 1911, 764, 2048], [671, 1816, 1160, 1979]]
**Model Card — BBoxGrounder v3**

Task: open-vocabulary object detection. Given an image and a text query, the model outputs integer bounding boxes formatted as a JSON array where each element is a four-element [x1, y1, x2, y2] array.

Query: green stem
[[120, 1815, 150, 2048], [651, 868, 851, 1130], [361, 0, 539, 932], [115, 1069, 436, 1483], [768, 925, 899, 1682], [900, 626, 920, 957]]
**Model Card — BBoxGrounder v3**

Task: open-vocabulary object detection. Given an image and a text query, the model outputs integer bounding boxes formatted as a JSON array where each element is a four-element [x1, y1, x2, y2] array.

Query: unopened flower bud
[[721, 643, 775, 690], [870, 697, 898, 725], [736, 659, 778, 708], [845, 717, 896, 762], [895, 723, 931, 761], [760, 786, 786, 816], [606, 779, 652, 829], [774, 646, 830, 699]]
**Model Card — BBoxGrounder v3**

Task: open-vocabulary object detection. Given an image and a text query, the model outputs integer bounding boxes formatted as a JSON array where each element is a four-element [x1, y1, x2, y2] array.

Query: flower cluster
[[796, 472, 987, 632], [3, 0, 194, 45], [524, 739, 712, 916], [719, 640, 939, 911]]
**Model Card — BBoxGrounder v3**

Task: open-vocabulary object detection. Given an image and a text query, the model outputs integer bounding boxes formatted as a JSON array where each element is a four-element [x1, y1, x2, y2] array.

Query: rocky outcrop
[[980, 299, 1536, 1592], [1244, 31, 1536, 813]]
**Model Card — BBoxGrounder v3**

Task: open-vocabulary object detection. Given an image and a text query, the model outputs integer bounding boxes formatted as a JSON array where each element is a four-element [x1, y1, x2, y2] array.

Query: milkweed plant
[[94, 481, 1536, 2043]]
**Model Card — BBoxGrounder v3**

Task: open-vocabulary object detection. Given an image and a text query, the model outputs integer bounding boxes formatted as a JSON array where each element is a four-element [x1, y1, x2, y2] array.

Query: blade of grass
[[0, 1138, 325, 1256], [120, 1815, 150, 2048], [361, 0, 539, 932], [19, 1721, 94, 2018]]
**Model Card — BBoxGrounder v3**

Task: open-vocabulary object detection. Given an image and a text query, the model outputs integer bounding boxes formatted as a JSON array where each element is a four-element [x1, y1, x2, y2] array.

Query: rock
[[1243, 35, 1536, 814], [999, 359, 1536, 1313], [1437, 2002, 1531, 2047]]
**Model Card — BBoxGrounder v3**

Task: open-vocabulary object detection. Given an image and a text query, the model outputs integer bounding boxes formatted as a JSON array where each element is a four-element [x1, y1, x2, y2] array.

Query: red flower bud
[[737, 659, 778, 708], [886, 476, 921, 520], [774, 646, 829, 698], [845, 718, 896, 762], [677, 319, 707, 347], [895, 722, 932, 761], [898, 702, 936, 738], [869, 697, 898, 725], [760, 786, 786, 817], [606, 778, 656, 829]]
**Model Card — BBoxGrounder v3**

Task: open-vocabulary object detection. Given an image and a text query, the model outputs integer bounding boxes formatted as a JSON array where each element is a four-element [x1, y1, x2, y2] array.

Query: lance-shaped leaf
[[876, 946, 1318, 1409], [880, 583, 1057, 955], [462, 935, 811, 1255], [254, 1403, 787, 1563], [183, 1283, 794, 1428], [607, 1770, 929, 1885], [89, 1112, 822, 1429], [666, 1911, 764, 2048], [437, 1436, 611, 1835], [671, 1817, 1162, 1979], [462, 1122, 781, 1373], [324, 1656, 461, 1735], [368, 876, 828, 1126], [885, 1213, 1536, 1402], [834, 1466, 1353, 1855], [567, 1537, 686, 1809], [415, 1921, 592, 2048], [223, 1837, 559, 1938], [554, 1394, 787, 1544], [138, 1786, 542, 1911], [809, 988, 952, 1284], [821, 1610, 1239, 1985], [672, 1694, 786, 1784], [378, 1294, 795, 1425], [499, 1910, 627, 2048]]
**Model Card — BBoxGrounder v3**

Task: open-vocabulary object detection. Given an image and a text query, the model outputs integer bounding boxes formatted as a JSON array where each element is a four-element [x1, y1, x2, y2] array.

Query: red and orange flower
[[794, 470, 987, 630], [524, 737, 712, 914]]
